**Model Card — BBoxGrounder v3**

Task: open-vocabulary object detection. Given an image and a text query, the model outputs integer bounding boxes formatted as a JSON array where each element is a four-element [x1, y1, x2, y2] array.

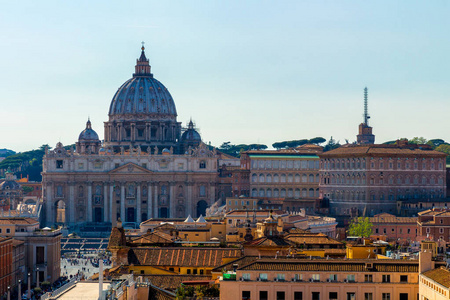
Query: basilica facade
[[42, 46, 220, 227]]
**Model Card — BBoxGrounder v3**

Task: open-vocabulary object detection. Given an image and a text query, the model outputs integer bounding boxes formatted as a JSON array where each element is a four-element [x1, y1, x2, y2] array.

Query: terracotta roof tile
[[239, 258, 419, 273], [0, 217, 39, 225], [422, 267, 450, 288], [320, 144, 446, 157], [144, 275, 212, 291], [128, 248, 241, 267]]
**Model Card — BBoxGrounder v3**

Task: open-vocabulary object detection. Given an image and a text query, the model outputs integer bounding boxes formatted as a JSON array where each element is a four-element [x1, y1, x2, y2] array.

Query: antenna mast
[[364, 87, 370, 125]]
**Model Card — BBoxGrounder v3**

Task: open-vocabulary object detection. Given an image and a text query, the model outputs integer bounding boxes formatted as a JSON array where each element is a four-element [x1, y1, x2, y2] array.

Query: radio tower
[[364, 87, 370, 125], [357, 87, 375, 144]]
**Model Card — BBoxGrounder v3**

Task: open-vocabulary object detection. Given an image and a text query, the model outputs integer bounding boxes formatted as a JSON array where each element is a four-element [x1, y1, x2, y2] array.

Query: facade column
[[87, 183, 93, 222], [169, 183, 175, 218], [153, 184, 158, 218], [109, 184, 114, 225], [46, 183, 53, 226], [136, 183, 141, 224], [69, 183, 75, 225], [187, 182, 193, 217], [209, 184, 216, 205], [147, 183, 152, 220], [103, 184, 109, 223], [120, 183, 125, 222]]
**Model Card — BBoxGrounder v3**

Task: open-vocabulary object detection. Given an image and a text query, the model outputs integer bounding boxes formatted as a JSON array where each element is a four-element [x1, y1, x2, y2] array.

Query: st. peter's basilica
[[42, 46, 223, 228]]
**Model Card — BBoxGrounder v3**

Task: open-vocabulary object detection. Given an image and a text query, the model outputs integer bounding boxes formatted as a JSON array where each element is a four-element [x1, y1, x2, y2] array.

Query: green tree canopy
[[323, 136, 340, 152], [408, 137, 428, 144], [435, 144, 450, 164], [348, 217, 373, 237]]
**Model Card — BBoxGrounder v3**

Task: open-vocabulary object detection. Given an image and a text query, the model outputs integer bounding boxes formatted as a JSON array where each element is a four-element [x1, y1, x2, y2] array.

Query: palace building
[[41, 46, 223, 228], [319, 89, 447, 217]]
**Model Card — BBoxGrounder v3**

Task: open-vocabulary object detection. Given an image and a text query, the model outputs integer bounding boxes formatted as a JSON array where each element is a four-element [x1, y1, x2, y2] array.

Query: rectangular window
[[243, 273, 251, 281], [312, 274, 320, 281], [56, 160, 63, 169], [115, 163, 120, 168], [78, 163, 84, 169], [276, 273, 285, 281], [259, 291, 268, 300], [400, 275, 408, 283], [6, 228, 10, 233], [364, 293, 373, 300], [294, 274, 302, 281], [347, 274, 355, 282], [329, 292, 338, 300], [259, 273, 268, 281], [364, 274, 373, 282], [382, 274, 391, 283], [276, 291, 285, 300], [399, 293, 408, 300], [142, 163, 147, 169], [294, 292, 302, 300], [329, 274, 337, 281], [242, 291, 251, 300], [382, 293, 390, 300], [36, 246, 45, 264], [312, 292, 320, 300], [347, 293, 355, 300]]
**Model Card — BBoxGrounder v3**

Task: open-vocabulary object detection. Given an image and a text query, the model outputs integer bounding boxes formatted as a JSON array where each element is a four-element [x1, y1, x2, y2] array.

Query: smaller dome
[[162, 148, 170, 154], [180, 120, 201, 142], [79, 119, 99, 141]]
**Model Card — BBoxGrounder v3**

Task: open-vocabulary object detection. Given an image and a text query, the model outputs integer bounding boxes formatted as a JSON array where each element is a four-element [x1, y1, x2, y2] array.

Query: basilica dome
[[108, 46, 177, 120], [103, 45, 182, 152], [78, 119, 99, 141]]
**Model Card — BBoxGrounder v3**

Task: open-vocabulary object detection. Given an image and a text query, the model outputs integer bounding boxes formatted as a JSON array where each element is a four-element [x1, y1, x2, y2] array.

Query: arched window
[[302, 174, 307, 183], [259, 189, 264, 197], [287, 189, 293, 198], [252, 174, 257, 183], [280, 174, 286, 183], [308, 174, 314, 183], [295, 189, 300, 199], [251, 189, 257, 197], [259, 174, 265, 183], [273, 189, 279, 197], [266, 174, 272, 183], [199, 160, 206, 169], [302, 188, 307, 197], [309, 188, 314, 197], [295, 174, 301, 183], [274, 174, 279, 183], [280, 189, 286, 197], [95, 185, 102, 195], [266, 189, 272, 197], [287, 174, 293, 183]]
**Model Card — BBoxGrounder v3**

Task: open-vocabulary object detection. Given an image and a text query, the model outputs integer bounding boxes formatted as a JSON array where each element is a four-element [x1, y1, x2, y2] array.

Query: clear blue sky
[[1, 1, 450, 152]]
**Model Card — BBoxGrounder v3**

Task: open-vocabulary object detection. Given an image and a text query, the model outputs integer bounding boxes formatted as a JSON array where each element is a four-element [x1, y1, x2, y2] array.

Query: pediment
[[109, 162, 153, 174]]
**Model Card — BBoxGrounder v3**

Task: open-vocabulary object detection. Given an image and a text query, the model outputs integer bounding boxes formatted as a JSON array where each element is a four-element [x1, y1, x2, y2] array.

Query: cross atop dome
[[135, 42, 152, 77]]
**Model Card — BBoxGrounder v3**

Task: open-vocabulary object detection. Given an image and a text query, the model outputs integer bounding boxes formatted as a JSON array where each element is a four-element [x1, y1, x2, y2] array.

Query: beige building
[[220, 258, 421, 300], [42, 46, 223, 228], [0, 217, 61, 284], [241, 145, 323, 214]]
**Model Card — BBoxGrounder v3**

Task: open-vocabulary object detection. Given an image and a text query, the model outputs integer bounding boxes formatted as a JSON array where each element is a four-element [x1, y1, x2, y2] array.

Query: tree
[[427, 139, 446, 149], [309, 137, 326, 145], [323, 136, 340, 152], [408, 137, 427, 145], [348, 217, 373, 237], [435, 144, 450, 164]]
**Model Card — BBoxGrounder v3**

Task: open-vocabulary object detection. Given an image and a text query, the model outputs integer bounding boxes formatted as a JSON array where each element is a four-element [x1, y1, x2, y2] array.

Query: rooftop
[[320, 143, 446, 157], [422, 267, 450, 288]]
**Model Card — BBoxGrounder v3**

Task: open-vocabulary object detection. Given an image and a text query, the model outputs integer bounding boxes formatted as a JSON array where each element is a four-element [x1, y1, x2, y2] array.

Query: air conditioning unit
[[292, 278, 296, 282], [344, 279, 348, 283], [257, 278, 261, 281], [309, 278, 314, 282], [274, 278, 278, 282], [327, 279, 331, 282], [240, 277, 244, 281]]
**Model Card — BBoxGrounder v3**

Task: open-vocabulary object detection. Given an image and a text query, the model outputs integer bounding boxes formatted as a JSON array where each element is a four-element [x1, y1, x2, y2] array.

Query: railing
[[40, 277, 77, 300]]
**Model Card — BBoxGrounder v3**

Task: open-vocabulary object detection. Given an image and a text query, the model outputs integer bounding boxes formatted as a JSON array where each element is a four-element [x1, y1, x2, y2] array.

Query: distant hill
[[0, 148, 16, 157]]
